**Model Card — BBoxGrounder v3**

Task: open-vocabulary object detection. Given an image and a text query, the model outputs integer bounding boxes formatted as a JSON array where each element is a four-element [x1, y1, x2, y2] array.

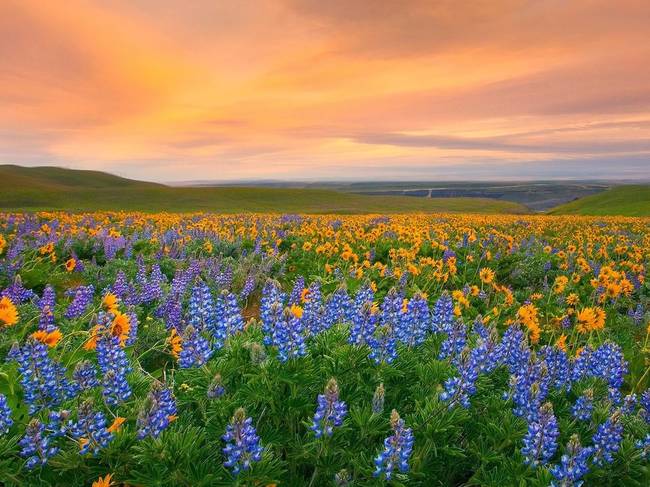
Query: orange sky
[[2, 0, 650, 181]]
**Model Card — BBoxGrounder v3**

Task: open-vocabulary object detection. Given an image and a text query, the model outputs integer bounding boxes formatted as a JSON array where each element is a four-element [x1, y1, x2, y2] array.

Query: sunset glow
[[2, 0, 649, 181]]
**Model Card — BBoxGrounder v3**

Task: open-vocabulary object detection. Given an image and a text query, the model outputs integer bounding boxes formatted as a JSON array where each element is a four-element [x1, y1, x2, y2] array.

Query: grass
[[549, 185, 650, 216], [0, 165, 527, 214]]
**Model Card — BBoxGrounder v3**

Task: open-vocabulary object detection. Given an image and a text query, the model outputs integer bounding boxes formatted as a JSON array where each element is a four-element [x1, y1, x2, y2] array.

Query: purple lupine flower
[[397, 292, 430, 347], [7, 340, 77, 414], [68, 400, 114, 455], [178, 325, 213, 368], [591, 410, 624, 466], [368, 324, 397, 365], [65, 285, 95, 319], [440, 340, 487, 409], [72, 360, 99, 391], [521, 402, 559, 468], [19, 418, 60, 469], [222, 408, 264, 475], [431, 292, 454, 333], [439, 319, 467, 363], [137, 382, 177, 439], [288, 276, 305, 305], [310, 378, 347, 438], [349, 302, 378, 347], [96, 333, 132, 406], [373, 410, 414, 480], [636, 434, 650, 459], [273, 308, 307, 362], [571, 389, 594, 421], [550, 434, 593, 487], [207, 373, 225, 399], [37, 285, 57, 332], [0, 393, 13, 435]]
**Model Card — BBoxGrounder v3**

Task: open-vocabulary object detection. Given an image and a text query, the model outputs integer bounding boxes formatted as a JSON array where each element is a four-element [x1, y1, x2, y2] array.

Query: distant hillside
[[549, 185, 650, 216], [0, 164, 526, 214]]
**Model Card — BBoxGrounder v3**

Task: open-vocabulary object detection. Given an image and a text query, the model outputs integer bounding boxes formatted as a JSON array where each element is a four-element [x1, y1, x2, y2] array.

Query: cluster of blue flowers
[[137, 382, 177, 439], [373, 409, 415, 480], [7, 340, 77, 414], [222, 408, 264, 475], [310, 378, 347, 438], [64, 285, 94, 319], [96, 331, 132, 406], [0, 393, 12, 435], [68, 400, 114, 455]]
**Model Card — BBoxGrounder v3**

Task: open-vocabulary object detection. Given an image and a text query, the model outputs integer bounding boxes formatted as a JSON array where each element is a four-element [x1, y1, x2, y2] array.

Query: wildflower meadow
[[0, 212, 648, 486]]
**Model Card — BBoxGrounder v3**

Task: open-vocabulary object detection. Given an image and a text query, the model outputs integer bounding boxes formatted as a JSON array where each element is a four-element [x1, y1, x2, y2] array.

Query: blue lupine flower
[[240, 274, 255, 300], [72, 360, 99, 391], [302, 281, 325, 335], [591, 410, 623, 466], [96, 334, 132, 406], [621, 393, 637, 415], [137, 382, 177, 439], [19, 419, 60, 469], [440, 339, 487, 409], [500, 325, 531, 374], [439, 320, 467, 362], [636, 434, 650, 459], [37, 285, 57, 332], [7, 339, 77, 414], [311, 378, 347, 438], [187, 279, 215, 331], [550, 434, 593, 487], [260, 280, 285, 344], [587, 342, 628, 400], [288, 276, 305, 305], [222, 408, 264, 475], [571, 389, 594, 421], [178, 325, 214, 368], [368, 324, 398, 365], [640, 389, 650, 423], [207, 373, 226, 399], [627, 303, 645, 325], [398, 292, 430, 347], [539, 345, 571, 391], [111, 270, 132, 300], [349, 301, 377, 347], [1, 276, 36, 303], [521, 402, 559, 467], [0, 393, 13, 435], [64, 285, 94, 319], [432, 292, 454, 333], [68, 400, 114, 455], [373, 409, 414, 480], [372, 383, 385, 414], [324, 285, 353, 329], [274, 308, 307, 362]]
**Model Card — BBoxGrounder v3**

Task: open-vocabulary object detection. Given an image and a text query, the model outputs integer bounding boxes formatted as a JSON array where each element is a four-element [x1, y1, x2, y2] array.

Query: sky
[[2, 0, 650, 182]]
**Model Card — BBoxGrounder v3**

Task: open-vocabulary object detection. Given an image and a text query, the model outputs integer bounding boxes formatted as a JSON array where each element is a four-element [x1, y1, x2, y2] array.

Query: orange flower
[[479, 267, 495, 284], [110, 312, 131, 346], [92, 474, 113, 487], [576, 306, 606, 333], [65, 258, 76, 272], [289, 304, 303, 319], [168, 328, 182, 359], [107, 417, 126, 433], [0, 296, 19, 327], [102, 293, 119, 314], [31, 328, 62, 348], [555, 334, 567, 352]]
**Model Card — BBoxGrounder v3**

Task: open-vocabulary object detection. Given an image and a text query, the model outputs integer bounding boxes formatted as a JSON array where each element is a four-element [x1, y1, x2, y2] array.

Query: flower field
[[0, 212, 648, 486]]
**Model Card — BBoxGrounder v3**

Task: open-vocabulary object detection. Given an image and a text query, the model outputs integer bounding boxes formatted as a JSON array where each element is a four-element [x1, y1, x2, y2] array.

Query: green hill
[[549, 185, 650, 216], [0, 164, 527, 214]]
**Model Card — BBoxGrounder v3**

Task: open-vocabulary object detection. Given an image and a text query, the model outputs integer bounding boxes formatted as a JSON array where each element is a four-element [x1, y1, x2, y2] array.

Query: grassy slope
[[549, 185, 650, 216], [0, 164, 527, 214]]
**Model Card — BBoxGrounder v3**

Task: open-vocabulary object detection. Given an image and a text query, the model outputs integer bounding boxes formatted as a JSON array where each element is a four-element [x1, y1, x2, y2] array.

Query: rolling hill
[[549, 185, 650, 216], [0, 165, 527, 214]]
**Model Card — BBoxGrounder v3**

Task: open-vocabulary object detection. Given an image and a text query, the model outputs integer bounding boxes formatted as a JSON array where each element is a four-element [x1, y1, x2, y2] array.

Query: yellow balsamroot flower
[[605, 282, 621, 299], [576, 306, 606, 333], [0, 296, 19, 327], [566, 293, 579, 306], [110, 312, 131, 346], [102, 292, 120, 314], [517, 303, 541, 344], [203, 240, 213, 253], [552, 276, 569, 294], [479, 267, 495, 284], [92, 474, 113, 487], [65, 258, 76, 272], [107, 417, 126, 434], [290, 304, 303, 319], [0, 234, 6, 254], [302, 241, 312, 251], [168, 328, 182, 359], [31, 328, 62, 348], [555, 334, 567, 352]]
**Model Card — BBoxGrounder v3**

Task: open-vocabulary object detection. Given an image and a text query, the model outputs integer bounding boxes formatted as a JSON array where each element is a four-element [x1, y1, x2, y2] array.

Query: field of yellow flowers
[[0, 212, 648, 486]]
